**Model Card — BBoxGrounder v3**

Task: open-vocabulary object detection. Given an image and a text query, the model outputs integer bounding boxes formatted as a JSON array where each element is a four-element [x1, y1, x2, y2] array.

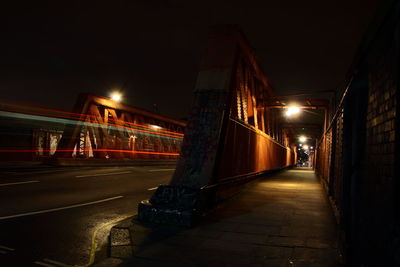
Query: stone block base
[[138, 200, 196, 227]]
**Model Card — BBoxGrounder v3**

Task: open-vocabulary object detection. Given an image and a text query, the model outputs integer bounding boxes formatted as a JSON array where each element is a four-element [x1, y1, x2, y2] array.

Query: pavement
[[97, 167, 342, 267]]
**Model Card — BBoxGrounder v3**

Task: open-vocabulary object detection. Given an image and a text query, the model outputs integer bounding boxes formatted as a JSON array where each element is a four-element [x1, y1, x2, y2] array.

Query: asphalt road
[[0, 164, 175, 267]]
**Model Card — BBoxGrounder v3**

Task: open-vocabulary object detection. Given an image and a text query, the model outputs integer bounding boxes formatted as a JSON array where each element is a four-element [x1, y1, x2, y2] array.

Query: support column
[[138, 26, 239, 226]]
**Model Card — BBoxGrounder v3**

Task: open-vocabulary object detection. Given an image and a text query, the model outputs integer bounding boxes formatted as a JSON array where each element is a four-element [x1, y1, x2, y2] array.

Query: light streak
[[0, 102, 184, 136], [0, 103, 185, 157], [0, 110, 183, 139], [0, 149, 180, 156]]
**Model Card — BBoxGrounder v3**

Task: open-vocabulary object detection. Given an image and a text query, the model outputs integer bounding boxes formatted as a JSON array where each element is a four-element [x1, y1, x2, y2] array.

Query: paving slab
[[97, 167, 342, 266]]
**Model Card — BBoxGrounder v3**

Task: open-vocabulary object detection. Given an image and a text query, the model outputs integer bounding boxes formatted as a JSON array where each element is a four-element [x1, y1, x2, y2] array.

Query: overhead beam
[[265, 98, 330, 110], [280, 123, 322, 129]]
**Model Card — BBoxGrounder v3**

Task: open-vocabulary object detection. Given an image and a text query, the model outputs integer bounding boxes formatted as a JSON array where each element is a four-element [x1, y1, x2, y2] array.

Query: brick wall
[[332, 109, 344, 213], [315, 127, 332, 187], [315, 1, 400, 265], [359, 16, 398, 264]]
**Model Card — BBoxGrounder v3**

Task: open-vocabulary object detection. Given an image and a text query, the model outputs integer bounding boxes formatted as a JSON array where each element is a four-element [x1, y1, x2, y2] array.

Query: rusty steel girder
[[265, 98, 330, 110], [139, 26, 298, 226], [55, 93, 186, 160]]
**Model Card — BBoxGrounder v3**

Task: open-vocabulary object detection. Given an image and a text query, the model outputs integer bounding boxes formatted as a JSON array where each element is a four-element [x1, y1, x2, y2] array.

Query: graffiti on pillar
[[172, 90, 228, 187], [150, 185, 199, 209]]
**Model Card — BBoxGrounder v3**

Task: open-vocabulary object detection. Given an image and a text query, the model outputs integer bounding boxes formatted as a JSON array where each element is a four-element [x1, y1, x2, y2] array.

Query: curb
[[95, 217, 188, 266], [108, 220, 135, 260]]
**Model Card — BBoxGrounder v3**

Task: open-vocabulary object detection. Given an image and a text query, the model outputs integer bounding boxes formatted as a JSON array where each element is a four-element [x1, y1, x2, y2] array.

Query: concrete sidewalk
[[101, 168, 342, 267]]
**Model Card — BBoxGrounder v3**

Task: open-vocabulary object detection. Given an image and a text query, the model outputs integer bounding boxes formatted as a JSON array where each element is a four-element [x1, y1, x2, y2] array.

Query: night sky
[[0, 0, 381, 120]]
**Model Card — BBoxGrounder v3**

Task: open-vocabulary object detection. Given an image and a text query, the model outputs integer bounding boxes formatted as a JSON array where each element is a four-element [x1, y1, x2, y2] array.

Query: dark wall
[[0, 117, 35, 161], [359, 2, 399, 264], [315, 1, 400, 265]]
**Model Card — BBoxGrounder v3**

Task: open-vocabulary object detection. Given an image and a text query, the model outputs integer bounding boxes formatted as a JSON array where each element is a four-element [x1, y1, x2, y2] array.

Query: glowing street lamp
[[110, 91, 122, 102], [285, 106, 300, 117], [298, 136, 307, 143]]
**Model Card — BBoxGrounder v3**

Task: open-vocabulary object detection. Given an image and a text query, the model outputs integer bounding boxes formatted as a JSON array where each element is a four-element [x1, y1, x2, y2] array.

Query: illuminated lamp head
[[298, 136, 307, 143], [110, 91, 122, 102], [285, 106, 300, 117]]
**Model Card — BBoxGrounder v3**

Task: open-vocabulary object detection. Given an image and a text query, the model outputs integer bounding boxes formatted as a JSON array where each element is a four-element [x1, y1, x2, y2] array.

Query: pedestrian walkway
[[107, 168, 342, 267]]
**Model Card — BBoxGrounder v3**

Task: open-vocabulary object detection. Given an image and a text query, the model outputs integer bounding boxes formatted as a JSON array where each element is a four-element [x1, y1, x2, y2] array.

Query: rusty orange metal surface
[[217, 118, 295, 180]]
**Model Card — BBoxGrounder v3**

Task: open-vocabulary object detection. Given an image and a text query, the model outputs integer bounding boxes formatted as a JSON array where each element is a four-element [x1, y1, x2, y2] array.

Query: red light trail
[[0, 104, 184, 139], [0, 102, 184, 137], [0, 149, 180, 156]]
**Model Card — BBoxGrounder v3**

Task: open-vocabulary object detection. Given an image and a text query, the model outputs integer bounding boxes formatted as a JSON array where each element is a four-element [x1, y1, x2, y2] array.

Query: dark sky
[[0, 0, 381, 119]]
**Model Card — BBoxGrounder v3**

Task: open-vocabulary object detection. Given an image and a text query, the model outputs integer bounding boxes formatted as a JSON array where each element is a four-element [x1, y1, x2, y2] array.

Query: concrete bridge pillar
[[138, 26, 296, 226], [138, 26, 239, 226]]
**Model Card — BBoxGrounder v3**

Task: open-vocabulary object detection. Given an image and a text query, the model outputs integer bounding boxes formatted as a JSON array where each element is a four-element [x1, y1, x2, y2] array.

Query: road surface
[[0, 164, 174, 266]]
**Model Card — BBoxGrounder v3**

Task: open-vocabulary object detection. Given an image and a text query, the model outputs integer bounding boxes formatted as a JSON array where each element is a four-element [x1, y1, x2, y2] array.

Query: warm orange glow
[[110, 91, 122, 102], [103, 120, 182, 138], [285, 106, 300, 117], [299, 136, 307, 142]]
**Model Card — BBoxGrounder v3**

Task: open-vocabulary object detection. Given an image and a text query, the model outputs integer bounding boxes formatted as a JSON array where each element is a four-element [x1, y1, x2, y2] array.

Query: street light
[[298, 136, 306, 143], [285, 106, 300, 117], [110, 91, 122, 102]]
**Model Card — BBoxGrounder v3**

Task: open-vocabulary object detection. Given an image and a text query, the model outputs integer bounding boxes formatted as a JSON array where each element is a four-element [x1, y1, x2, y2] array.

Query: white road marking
[[34, 261, 55, 267], [0, 180, 40, 187], [18, 170, 68, 175], [0, 195, 124, 220], [0, 245, 14, 255], [75, 171, 131, 178], [148, 169, 175, 172], [0, 245, 14, 251], [5, 167, 93, 176], [43, 258, 72, 267], [147, 187, 158, 191]]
